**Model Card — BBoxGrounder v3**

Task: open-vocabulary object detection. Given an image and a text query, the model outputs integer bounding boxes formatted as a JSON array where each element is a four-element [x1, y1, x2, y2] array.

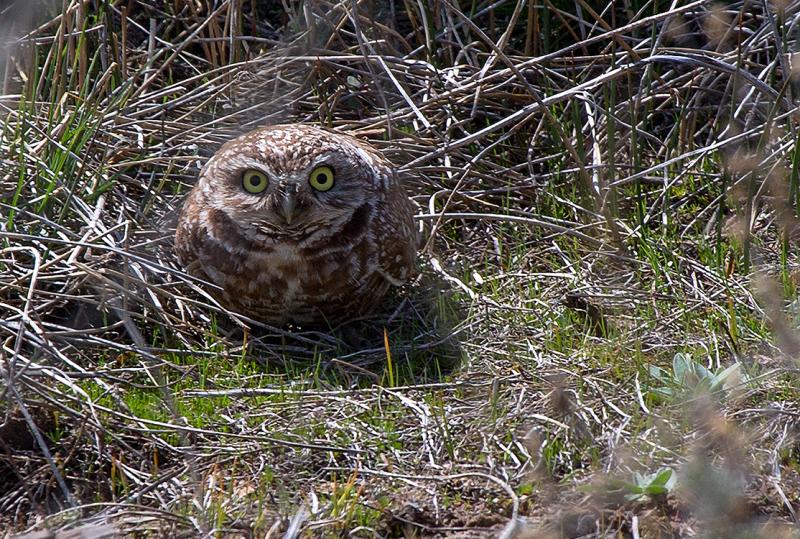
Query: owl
[[175, 124, 418, 326]]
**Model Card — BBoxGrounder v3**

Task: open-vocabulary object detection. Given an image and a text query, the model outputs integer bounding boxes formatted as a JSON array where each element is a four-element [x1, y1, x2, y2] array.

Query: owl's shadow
[[240, 275, 465, 384]]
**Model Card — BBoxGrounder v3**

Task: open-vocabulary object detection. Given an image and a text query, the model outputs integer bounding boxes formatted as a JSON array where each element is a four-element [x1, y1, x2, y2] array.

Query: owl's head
[[196, 125, 388, 238]]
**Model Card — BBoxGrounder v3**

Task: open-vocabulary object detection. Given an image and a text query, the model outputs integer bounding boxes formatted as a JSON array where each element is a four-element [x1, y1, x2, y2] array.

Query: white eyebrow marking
[[217, 155, 277, 177], [354, 147, 375, 166]]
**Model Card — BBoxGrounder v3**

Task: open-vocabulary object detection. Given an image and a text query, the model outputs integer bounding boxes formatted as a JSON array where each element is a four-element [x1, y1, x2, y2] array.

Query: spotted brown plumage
[[175, 124, 418, 325]]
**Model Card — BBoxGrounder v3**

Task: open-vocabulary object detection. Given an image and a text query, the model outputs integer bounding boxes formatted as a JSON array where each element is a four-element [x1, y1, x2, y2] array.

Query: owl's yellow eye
[[242, 170, 269, 194], [309, 165, 335, 192]]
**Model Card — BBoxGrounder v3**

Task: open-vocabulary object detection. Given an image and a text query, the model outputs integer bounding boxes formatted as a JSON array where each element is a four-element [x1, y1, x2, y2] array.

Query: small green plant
[[647, 353, 746, 401], [613, 467, 677, 502]]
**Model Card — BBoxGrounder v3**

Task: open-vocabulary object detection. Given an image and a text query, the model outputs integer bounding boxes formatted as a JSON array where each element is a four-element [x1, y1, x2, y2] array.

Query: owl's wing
[[375, 185, 419, 286]]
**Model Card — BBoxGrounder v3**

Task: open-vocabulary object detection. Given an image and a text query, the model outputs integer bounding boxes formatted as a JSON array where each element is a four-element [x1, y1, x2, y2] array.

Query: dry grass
[[2, 0, 800, 537]]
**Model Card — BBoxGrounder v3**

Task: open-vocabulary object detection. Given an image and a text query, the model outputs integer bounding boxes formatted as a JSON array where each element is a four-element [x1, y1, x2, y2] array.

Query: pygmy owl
[[175, 124, 417, 326]]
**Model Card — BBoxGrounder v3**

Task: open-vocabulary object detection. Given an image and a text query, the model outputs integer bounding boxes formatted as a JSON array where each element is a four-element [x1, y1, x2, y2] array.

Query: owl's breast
[[177, 198, 402, 325], [221, 234, 384, 324]]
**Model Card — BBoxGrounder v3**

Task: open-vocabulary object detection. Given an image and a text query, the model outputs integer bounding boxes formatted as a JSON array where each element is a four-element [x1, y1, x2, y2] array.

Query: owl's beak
[[279, 191, 296, 225]]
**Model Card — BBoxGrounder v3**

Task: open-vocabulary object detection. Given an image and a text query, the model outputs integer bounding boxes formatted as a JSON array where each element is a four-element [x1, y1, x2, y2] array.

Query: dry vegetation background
[[2, 0, 800, 537]]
